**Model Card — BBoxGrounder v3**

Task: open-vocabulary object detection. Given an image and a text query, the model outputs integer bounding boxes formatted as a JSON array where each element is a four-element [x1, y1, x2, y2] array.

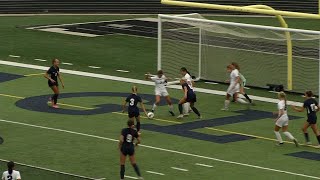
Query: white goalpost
[[157, 14, 320, 94]]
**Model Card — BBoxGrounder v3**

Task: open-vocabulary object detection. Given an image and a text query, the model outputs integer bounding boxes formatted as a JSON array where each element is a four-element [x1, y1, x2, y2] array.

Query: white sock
[[224, 100, 230, 109], [283, 131, 295, 140], [169, 104, 174, 112], [274, 131, 283, 143], [236, 98, 248, 104], [152, 103, 157, 111]]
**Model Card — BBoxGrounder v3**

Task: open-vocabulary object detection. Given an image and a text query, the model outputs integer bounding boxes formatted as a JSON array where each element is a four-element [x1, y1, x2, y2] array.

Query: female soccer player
[[292, 90, 320, 148], [273, 92, 298, 146], [145, 70, 175, 116], [44, 59, 64, 108], [222, 64, 247, 110], [180, 67, 195, 116], [123, 86, 147, 134], [177, 79, 201, 119], [118, 120, 143, 180], [231, 62, 252, 104], [2, 161, 21, 180]]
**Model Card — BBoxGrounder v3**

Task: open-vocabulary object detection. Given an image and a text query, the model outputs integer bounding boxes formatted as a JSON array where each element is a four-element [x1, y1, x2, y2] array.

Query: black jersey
[[182, 83, 197, 103], [303, 98, 318, 120], [182, 83, 194, 93], [126, 94, 142, 112], [121, 128, 139, 148], [47, 66, 59, 82]]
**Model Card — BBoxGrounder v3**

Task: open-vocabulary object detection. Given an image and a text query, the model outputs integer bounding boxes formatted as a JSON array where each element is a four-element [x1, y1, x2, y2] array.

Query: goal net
[[158, 14, 320, 94]]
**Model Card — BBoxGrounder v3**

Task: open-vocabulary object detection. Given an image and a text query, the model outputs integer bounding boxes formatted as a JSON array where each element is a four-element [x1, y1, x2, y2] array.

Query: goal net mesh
[[158, 14, 320, 94]]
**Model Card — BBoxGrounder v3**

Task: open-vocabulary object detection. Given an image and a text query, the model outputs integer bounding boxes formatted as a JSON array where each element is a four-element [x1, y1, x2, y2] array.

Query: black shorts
[[307, 117, 317, 125], [128, 111, 140, 118], [186, 92, 197, 103], [121, 146, 135, 156], [48, 81, 58, 87]]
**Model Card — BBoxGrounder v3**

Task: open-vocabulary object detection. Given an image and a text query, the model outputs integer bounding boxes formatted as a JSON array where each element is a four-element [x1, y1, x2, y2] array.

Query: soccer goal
[[157, 14, 320, 94]]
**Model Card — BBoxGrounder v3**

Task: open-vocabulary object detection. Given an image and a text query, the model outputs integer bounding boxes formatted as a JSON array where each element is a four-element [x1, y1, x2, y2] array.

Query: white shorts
[[227, 83, 240, 95], [155, 89, 169, 97], [275, 115, 289, 127]]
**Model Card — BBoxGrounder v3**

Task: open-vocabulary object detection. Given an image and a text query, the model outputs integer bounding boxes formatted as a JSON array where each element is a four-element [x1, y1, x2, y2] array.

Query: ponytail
[[7, 161, 14, 175]]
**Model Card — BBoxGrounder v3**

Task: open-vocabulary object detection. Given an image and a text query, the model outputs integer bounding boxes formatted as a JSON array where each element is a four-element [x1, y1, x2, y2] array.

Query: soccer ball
[[147, 112, 154, 119]]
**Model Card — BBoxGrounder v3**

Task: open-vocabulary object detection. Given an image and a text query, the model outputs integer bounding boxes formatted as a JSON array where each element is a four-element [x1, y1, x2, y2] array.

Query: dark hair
[[231, 62, 240, 71], [7, 161, 14, 175], [180, 67, 192, 77], [306, 90, 313, 97], [127, 120, 134, 127], [157, 70, 163, 75]]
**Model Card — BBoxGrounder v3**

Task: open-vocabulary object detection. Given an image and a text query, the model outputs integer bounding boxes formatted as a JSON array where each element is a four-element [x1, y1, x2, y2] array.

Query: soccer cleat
[[177, 114, 184, 119], [198, 116, 202, 119], [221, 108, 229, 111], [52, 104, 59, 109], [315, 145, 320, 149], [151, 110, 154, 113], [293, 139, 299, 147], [138, 177, 144, 180], [276, 142, 284, 146], [183, 113, 189, 117], [306, 141, 312, 145], [169, 111, 175, 116]]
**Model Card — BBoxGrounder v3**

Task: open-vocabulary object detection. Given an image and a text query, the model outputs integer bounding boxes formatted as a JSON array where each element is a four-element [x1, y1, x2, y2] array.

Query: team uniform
[[120, 128, 139, 156], [182, 83, 197, 103], [183, 73, 194, 90], [126, 94, 142, 118], [2, 170, 21, 180], [47, 66, 59, 87], [150, 75, 169, 97], [227, 69, 240, 95], [303, 98, 318, 124], [275, 100, 289, 127]]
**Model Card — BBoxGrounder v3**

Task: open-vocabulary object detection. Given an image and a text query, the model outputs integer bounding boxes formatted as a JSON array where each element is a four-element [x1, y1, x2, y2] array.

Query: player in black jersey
[[44, 59, 64, 108], [177, 79, 201, 119], [118, 120, 143, 180], [293, 90, 320, 148], [123, 86, 147, 134]]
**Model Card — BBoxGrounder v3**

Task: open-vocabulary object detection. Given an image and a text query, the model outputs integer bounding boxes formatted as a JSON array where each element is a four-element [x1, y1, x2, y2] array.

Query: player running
[[145, 70, 175, 116], [292, 90, 320, 148], [123, 86, 147, 134], [177, 79, 201, 119], [222, 64, 248, 111], [231, 62, 252, 104], [119, 120, 143, 180], [44, 59, 64, 108], [2, 161, 21, 180], [273, 92, 298, 146], [180, 67, 195, 116]]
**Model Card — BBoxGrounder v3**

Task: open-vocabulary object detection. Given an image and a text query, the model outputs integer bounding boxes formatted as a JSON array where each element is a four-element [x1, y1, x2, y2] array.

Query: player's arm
[[183, 86, 188, 99], [44, 71, 55, 83], [292, 106, 304, 112], [118, 135, 124, 150], [122, 100, 127, 113], [145, 73, 152, 80], [57, 72, 64, 88], [135, 136, 141, 146], [139, 101, 147, 115]]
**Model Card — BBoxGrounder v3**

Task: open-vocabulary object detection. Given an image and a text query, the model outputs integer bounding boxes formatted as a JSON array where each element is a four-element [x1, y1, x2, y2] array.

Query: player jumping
[[177, 79, 201, 119], [145, 70, 175, 116], [123, 86, 147, 134], [119, 120, 143, 180], [44, 59, 64, 108], [273, 92, 298, 146], [292, 90, 320, 148]]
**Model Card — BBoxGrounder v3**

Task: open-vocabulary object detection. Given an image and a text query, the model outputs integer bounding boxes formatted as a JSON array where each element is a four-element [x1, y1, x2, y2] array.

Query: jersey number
[[129, 98, 135, 106], [309, 103, 317, 113], [126, 134, 133, 143], [7, 175, 12, 180]]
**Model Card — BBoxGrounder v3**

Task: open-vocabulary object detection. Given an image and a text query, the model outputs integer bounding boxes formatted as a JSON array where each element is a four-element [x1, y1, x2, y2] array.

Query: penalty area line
[[0, 118, 319, 179]]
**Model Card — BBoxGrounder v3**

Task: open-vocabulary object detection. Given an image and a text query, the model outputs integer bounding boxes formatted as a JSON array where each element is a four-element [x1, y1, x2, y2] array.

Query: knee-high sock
[[274, 131, 283, 143], [191, 107, 200, 117], [132, 164, 141, 177], [283, 131, 295, 140], [236, 98, 248, 104], [136, 121, 141, 132], [53, 94, 59, 104], [244, 93, 252, 103], [224, 100, 230, 109], [152, 103, 157, 111], [304, 133, 310, 142], [120, 165, 125, 179], [178, 104, 183, 114], [317, 135, 320, 144], [168, 104, 174, 112]]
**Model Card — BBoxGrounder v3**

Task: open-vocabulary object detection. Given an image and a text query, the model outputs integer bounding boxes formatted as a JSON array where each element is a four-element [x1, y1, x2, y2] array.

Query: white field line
[[205, 82, 219, 85], [116, 69, 130, 73], [9, 55, 20, 58], [124, 175, 139, 179], [146, 171, 165, 176], [171, 167, 189, 172], [0, 60, 303, 106], [0, 119, 319, 179], [0, 158, 97, 179], [195, 163, 213, 168], [62, 62, 73, 65], [34, 58, 47, 62], [88, 66, 101, 69]]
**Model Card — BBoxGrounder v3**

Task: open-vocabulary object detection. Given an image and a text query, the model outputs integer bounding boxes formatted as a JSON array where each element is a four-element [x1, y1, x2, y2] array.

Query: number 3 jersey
[[121, 128, 139, 148], [125, 94, 142, 113], [303, 98, 319, 120], [2, 170, 21, 180]]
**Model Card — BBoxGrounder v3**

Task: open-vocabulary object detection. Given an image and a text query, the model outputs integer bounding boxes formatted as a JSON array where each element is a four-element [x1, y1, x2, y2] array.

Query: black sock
[[132, 164, 141, 177], [191, 107, 201, 117], [120, 165, 125, 179], [53, 94, 59, 104], [317, 135, 320, 144], [178, 104, 183, 114], [136, 121, 141, 132], [304, 133, 310, 142], [244, 94, 252, 103]]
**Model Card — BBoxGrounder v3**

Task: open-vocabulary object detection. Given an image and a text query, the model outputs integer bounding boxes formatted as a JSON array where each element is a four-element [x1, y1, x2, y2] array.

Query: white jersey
[[276, 100, 289, 127], [277, 100, 287, 115], [150, 75, 167, 91], [2, 170, 21, 180], [230, 69, 239, 85], [183, 73, 194, 90]]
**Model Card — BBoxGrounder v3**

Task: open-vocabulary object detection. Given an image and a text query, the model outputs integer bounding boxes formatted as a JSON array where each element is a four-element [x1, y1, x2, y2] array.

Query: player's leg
[[120, 152, 126, 180], [152, 95, 161, 112], [240, 85, 252, 104], [282, 125, 298, 147], [235, 92, 248, 104], [50, 86, 60, 108], [165, 95, 175, 116], [177, 98, 186, 119], [129, 155, 142, 178], [135, 116, 141, 133], [222, 93, 231, 111], [302, 121, 311, 144], [274, 125, 283, 145], [310, 124, 320, 148], [190, 102, 201, 118]]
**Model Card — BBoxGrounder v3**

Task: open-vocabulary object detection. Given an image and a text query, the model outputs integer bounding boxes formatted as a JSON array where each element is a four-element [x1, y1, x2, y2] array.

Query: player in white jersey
[[2, 161, 21, 180], [180, 67, 195, 116], [273, 92, 298, 146], [231, 62, 252, 104], [146, 70, 175, 116]]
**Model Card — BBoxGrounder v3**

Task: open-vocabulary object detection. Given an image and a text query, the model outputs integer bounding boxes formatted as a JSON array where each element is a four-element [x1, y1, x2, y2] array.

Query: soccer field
[[0, 15, 320, 180]]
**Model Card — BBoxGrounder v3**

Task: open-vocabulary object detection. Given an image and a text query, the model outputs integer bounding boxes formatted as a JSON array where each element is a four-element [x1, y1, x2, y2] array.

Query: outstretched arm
[[58, 73, 64, 88], [292, 106, 304, 112]]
